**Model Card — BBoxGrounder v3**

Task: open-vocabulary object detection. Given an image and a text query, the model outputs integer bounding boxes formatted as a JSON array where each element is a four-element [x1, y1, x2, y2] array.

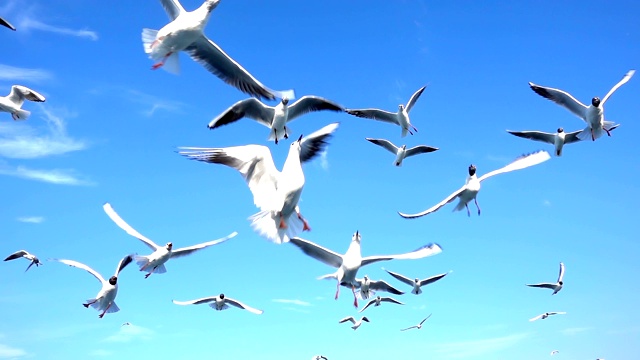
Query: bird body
[[527, 262, 565, 295], [4, 250, 42, 272], [0, 85, 46, 121], [529, 311, 566, 322], [338, 316, 369, 330], [172, 293, 263, 314], [401, 314, 432, 331]]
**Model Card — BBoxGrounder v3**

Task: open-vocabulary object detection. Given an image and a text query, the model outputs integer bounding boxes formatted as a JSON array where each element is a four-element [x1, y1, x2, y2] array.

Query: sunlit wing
[[383, 269, 414, 286], [398, 185, 467, 218], [601, 70, 635, 105], [225, 298, 263, 314], [288, 237, 343, 268], [208, 98, 274, 129], [478, 150, 550, 182], [171, 231, 237, 258], [103, 203, 160, 251], [419, 272, 450, 286], [172, 297, 217, 306], [529, 82, 587, 120], [405, 145, 438, 157], [558, 262, 565, 283], [366, 138, 398, 154], [52, 259, 105, 284], [362, 243, 442, 266], [288, 96, 343, 121], [405, 86, 426, 113], [159, 0, 185, 20]]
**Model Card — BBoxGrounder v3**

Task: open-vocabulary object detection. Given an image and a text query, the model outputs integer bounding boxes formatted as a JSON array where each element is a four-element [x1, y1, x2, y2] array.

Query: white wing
[[103, 203, 160, 251], [287, 96, 344, 121], [383, 269, 414, 286], [7, 85, 46, 107], [52, 259, 106, 284], [366, 138, 399, 154], [225, 297, 263, 314], [529, 82, 587, 120], [338, 316, 356, 324], [288, 237, 343, 268], [361, 243, 442, 267], [506, 130, 556, 145], [478, 150, 550, 182], [398, 185, 467, 218], [299, 123, 340, 163], [171, 231, 237, 258], [601, 70, 635, 105], [557, 262, 565, 283], [208, 98, 274, 129], [529, 313, 544, 322], [172, 297, 217, 306], [405, 86, 426, 113], [159, 0, 185, 20], [4, 250, 29, 261], [419, 272, 450, 286]]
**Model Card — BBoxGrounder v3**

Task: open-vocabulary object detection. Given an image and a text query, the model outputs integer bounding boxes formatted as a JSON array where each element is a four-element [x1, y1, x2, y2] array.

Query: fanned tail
[[141, 28, 159, 54], [12, 109, 30, 121], [248, 210, 303, 244], [209, 303, 229, 311], [106, 302, 120, 313]]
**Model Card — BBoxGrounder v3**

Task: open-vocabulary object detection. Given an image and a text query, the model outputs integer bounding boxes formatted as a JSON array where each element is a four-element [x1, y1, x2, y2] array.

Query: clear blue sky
[[1, 0, 638, 359]]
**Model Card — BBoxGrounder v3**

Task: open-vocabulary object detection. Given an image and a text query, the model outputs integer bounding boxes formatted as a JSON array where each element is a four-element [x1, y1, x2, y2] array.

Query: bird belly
[[585, 106, 604, 128], [271, 113, 288, 139], [96, 285, 117, 309], [395, 150, 405, 166]]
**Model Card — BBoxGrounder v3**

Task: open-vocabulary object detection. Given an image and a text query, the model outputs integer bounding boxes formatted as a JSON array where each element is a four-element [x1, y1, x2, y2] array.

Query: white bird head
[[398, 104, 404, 112], [352, 231, 361, 243], [592, 97, 601, 107], [468, 164, 477, 176]]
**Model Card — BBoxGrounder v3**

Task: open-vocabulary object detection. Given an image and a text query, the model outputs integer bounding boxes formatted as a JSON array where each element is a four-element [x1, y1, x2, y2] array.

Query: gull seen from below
[[0, 85, 46, 121], [4, 250, 42, 272], [527, 262, 565, 295], [384, 268, 451, 295], [345, 275, 404, 300], [338, 316, 369, 330], [172, 293, 263, 314], [507, 128, 582, 156], [0, 16, 15, 31], [401, 313, 432, 331], [365, 138, 438, 166], [358, 295, 404, 313], [529, 311, 567, 322]]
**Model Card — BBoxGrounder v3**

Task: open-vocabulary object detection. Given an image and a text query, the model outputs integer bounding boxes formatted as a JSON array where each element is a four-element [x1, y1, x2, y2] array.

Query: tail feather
[[85, 298, 101, 310], [162, 52, 180, 75], [209, 303, 229, 311], [106, 302, 120, 313], [452, 199, 468, 212], [141, 28, 159, 54], [603, 120, 620, 132], [401, 127, 408, 137], [12, 108, 30, 121], [317, 273, 337, 281], [248, 210, 304, 244], [134, 255, 149, 269]]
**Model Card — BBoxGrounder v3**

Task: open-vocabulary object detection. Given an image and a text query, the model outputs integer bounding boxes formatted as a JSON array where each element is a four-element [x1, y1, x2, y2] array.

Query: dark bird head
[[559, 281, 563, 285], [352, 231, 361, 243], [362, 317, 370, 322], [415, 278, 420, 283], [468, 164, 477, 176], [363, 275, 369, 281], [219, 293, 225, 299], [109, 276, 118, 285], [166, 243, 173, 250], [592, 97, 601, 107], [281, 98, 289, 106], [557, 127, 564, 133]]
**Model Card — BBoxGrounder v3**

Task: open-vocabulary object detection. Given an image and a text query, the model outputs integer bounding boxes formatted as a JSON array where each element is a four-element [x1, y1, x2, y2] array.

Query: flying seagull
[[4, 250, 42, 272], [345, 275, 404, 300], [143, 0, 294, 100], [550, 350, 559, 356], [172, 293, 263, 314], [507, 128, 583, 156], [401, 314, 432, 331], [338, 316, 369, 330], [179, 122, 339, 244], [529, 70, 635, 141], [208, 96, 344, 144], [365, 138, 438, 166], [529, 311, 566, 322], [384, 269, 451, 295], [311, 356, 328, 360], [0, 85, 46, 121], [358, 295, 404, 313], [289, 230, 442, 307], [527, 262, 565, 295], [346, 86, 426, 137], [399, 150, 551, 218], [103, 203, 236, 278], [0, 17, 15, 31], [51, 254, 134, 318]]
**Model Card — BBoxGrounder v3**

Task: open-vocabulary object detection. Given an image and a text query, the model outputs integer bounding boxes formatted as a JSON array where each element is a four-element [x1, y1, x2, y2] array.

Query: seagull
[[3, 250, 42, 272], [550, 350, 559, 356], [345, 275, 404, 300], [346, 86, 426, 137], [121, 322, 131, 327], [143, 0, 294, 100], [51, 255, 134, 318], [401, 314, 432, 331], [179, 122, 339, 244], [172, 293, 263, 314], [527, 262, 565, 295], [0, 17, 16, 31], [529, 70, 635, 141], [311, 356, 328, 360], [338, 316, 369, 330], [0, 85, 46, 121], [289, 230, 442, 308], [507, 128, 583, 156], [365, 138, 438, 166], [529, 311, 566, 322], [208, 96, 344, 144], [398, 150, 551, 218], [358, 295, 404, 313], [103, 203, 237, 278], [384, 269, 451, 295]]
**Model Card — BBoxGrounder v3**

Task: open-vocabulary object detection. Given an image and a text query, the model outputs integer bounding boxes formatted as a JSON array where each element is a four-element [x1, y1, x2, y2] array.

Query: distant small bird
[[0, 85, 46, 121], [529, 70, 634, 141], [401, 314, 432, 331], [529, 311, 566, 322], [550, 350, 559, 356], [51, 255, 134, 318], [527, 262, 565, 295], [311, 356, 328, 360], [338, 316, 369, 330], [384, 269, 451, 295], [507, 128, 583, 156], [4, 250, 42, 272], [399, 150, 551, 218], [346, 86, 426, 137], [358, 295, 404, 313], [121, 322, 131, 327], [365, 138, 438, 166], [208, 96, 343, 144], [0, 16, 16, 31], [172, 293, 263, 314], [346, 275, 404, 300]]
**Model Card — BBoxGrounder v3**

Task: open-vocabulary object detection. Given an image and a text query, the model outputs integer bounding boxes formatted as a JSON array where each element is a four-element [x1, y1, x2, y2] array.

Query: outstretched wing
[[103, 203, 160, 251], [401, 325, 418, 331], [526, 283, 555, 289], [171, 231, 237, 258], [405, 145, 438, 157], [368, 279, 404, 295], [358, 299, 376, 313], [478, 150, 550, 182], [0, 17, 16, 31], [398, 184, 467, 219], [8, 86, 46, 107], [345, 108, 398, 124], [419, 272, 450, 286], [557, 262, 565, 283], [506, 130, 556, 145], [405, 86, 427, 113], [172, 297, 217, 306], [338, 316, 355, 324], [366, 138, 399, 154], [159, 0, 185, 20], [288, 96, 344, 121], [419, 313, 433, 325], [52, 259, 106, 284], [381, 297, 404, 305], [225, 297, 263, 314], [601, 70, 635, 105], [383, 269, 414, 286], [208, 98, 274, 129], [362, 243, 442, 267], [529, 82, 587, 120], [288, 237, 343, 268], [4, 250, 28, 261], [114, 254, 134, 277], [563, 130, 582, 144], [299, 123, 340, 163]]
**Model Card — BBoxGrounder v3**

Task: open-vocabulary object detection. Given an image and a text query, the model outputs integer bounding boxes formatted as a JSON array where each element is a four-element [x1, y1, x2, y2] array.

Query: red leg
[[335, 281, 340, 300], [352, 285, 358, 308], [279, 215, 287, 229], [151, 52, 172, 70], [99, 303, 111, 318], [296, 210, 311, 231], [83, 299, 97, 308], [591, 128, 595, 141]]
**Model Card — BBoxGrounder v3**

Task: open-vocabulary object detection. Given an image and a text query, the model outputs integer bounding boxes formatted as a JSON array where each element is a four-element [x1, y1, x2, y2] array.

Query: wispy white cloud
[[543, 199, 551, 206], [0, 343, 27, 358], [125, 89, 186, 117], [486, 154, 511, 164], [19, 17, 97, 41], [17, 216, 44, 223], [434, 333, 530, 359], [272, 299, 312, 307], [89, 349, 112, 357], [0, 64, 52, 83], [0, 165, 93, 186], [283, 307, 310, 314], [319, 151, 329, 171], [561, 327, 592, 336], [103, 324, 154, 343]]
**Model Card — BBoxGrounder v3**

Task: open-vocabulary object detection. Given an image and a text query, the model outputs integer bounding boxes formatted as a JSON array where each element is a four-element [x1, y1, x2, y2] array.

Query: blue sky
[[1, 0, 639, 359]]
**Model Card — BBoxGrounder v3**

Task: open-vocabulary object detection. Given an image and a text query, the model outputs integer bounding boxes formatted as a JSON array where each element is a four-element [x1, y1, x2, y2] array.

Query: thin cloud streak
[[0, 165, 93, 186], [433, 333, 530, 359], [17, 216, 44, 223], [0, 64, 52, 82], [19, 17, 98, 41], [0, 343, 27, 358], [272, 299, 312, 307], [103, 324, 154, 343]]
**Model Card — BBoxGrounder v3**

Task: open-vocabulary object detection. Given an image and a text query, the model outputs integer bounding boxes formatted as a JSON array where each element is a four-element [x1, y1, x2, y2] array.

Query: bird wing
[[345, 108, 398, 124], [419, 272, 450, 286], [383, 269, 414, 286], [4, 250, 28, 261], [368, 279, 405, 295], [52, 259, 106, 284], [208, 98, 274, 129], [381, 297, 404, 305], [358, 299, 376, 313], [103, 203, 160, 251], [563, 130, 583, 144], [601, 70, 635, 105], [338, 316, 356, 324], [288, 237, 343, 268], [299, 123, 339, 163], [419, 313, 433, 325], [113, 254, 134, 277], [398, 184, 468, 218], [159, 0, 185, 20], [557, 262, 565, 283], [8, 86, 46, 106], [0, 17, 16, 31], [478, 150, 551, 182], [179, 145, 280, 211], [529, 314, 544, 322], [172, 297, 217, 306], [170, 231, 237, 258], [506, 130, 556, 145], [405, 145, 439, 157], [528, 82, 587, 120], [185, 36, 294, 101], [405, 86, 427, 113], [549, 311, 566, 316], [365, 138, 399, 154], [361, 243, 442, 267], [225, 298, 263, 314], [526, 283, 555, 289], [287, 96, 344, 122], [401, 325, 418, 331]]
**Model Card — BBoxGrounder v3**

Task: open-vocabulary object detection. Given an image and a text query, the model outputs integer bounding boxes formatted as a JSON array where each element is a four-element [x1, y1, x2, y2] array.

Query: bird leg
[[603, 127, 613, 137], [11, 112, 18, 120], [151, 52, 172, 70], [352, 285, 358, 308], [296, 209, 311, 231], [150, 36, 166, 50], [98, 303, 111, 318], [83, 299, 97, 308], [274, 128, 279, 145], [412, 125, 419, 133], [144, 267, 155, 279], [278, 214, 287, 229], [335, 281, 340, 300], [465, 203, 471, 217], [474, 198, 481, 215], [591, 128, 596, 141]]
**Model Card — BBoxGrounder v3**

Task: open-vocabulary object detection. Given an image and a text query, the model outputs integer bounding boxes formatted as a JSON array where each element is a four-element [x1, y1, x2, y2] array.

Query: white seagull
[[527, 262, 565, 295], [311, 356, 328, 360], [103, 202, 237, 278], [172, 293, 263, 314], [529, 311, 566, 322], [51, 254, 134, 318], [179, 122, 339, 244], [358, 295, 404, 313], [289, 230, 442, 307], [365, 138, 438, 166], [346, 275, 404, 300], [0, 85, 46, 121], [346, 86, 426, 137], [208, 96, 344, 144], [4, 250, 42, 272], [507, 128, 583, 156], [550, 350, 559, 356], [399, 150, 551, 218], [384, 269, 451, 295], [401, 313, 432, 331], [529, 70, 635, 141], [338, 316, 370, 330], [0, 17, 16, 31], [143, 0, 294, 100]]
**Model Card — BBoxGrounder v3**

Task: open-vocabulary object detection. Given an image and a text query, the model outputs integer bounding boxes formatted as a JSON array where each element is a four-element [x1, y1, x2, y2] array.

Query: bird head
[[362, 316, 370, 322], [414, 278, 420, 283], [281, 98, 290, 106], [108, 276, 118, 285], [468, 164, 477, 176], [592, 97, 601, 107], [219, 293, 225, 299], [401, 144, 407, 150], [559, 281, 563, 285], [205, 0, 220, 12], [557, 127, 564, 133], [398, 104, 404, 112], [363, 275, 369, 281], [352, 231, 361, 243], [166, 242, 173, 250]]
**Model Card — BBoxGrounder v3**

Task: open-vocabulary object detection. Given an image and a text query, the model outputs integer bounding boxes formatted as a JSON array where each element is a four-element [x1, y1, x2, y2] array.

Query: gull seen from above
[[401, 313, 432, 331], [338, 316, 369, 330], [0, 85, 46, 121], [384, 268, 451, 295], [358, 295, 404, 313], [507, 128, 582, 156], [172, 293, 263, 314], [365, 138, 438, 166], [4, 250, 42, 272], [526, 262, 565, 295], [529, 311, 567, 322]]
